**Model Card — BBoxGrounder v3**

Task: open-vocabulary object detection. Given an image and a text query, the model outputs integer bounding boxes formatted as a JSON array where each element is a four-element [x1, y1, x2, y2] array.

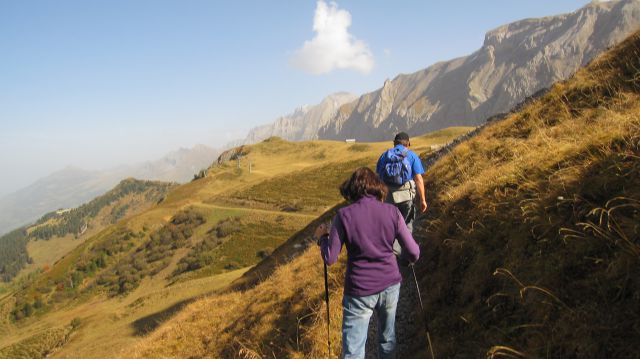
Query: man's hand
[[420, 200, 428, 213], [414, 174, 428, 213]]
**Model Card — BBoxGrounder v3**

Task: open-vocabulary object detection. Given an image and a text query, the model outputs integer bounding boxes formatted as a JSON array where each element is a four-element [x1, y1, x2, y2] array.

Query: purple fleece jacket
[[320, 195, 420, 296]]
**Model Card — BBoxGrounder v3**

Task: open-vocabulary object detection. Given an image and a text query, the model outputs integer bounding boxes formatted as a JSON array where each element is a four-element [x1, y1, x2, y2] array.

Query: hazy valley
[[0, 145, 219, 236]]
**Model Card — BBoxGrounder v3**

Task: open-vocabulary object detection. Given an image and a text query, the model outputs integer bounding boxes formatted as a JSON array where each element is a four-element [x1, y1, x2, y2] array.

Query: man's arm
[[409, 151, 427, 212], [414, 173, 427, 212], [376, 153, 385, 178]]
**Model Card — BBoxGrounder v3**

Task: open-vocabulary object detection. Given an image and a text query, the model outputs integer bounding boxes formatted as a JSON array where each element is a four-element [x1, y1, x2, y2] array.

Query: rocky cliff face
[[318, 0, 640, 141], [243, 92, 357, 144]]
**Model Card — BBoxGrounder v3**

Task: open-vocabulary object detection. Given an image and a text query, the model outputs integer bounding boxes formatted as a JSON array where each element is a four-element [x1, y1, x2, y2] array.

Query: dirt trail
[[191, 202, 319, 219]]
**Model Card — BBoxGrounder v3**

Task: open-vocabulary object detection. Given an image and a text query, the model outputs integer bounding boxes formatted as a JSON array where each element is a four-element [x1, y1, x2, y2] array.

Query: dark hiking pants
[[393, 200, 416, 265]]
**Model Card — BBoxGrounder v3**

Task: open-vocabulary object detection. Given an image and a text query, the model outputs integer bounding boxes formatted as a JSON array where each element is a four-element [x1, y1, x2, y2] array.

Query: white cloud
[[291, 1, 374, 75]]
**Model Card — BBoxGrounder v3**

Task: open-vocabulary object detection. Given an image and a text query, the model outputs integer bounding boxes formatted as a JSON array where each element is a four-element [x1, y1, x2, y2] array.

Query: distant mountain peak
[[241, 92, 357, 144]]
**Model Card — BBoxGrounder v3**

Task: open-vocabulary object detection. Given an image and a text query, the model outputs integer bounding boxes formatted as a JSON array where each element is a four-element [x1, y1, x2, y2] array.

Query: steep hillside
[[129, 29, 640, 358], [0, 179, 174, 283], [243, 92, 357, 144], [318, 0, 640, 141], [0, 129, 468, 358], [412, 28, 640, 358]]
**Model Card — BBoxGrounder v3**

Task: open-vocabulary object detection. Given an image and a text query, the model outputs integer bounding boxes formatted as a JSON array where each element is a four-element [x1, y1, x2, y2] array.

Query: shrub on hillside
[[348, 144, 371, 152], [36, 286, 51, 294], [172, 219, 240, 277], [215, 217, 242, 238], [281, 203, 303, 212], [256, 247, 273, 259], [91, 208, 207, 295], [70, 317, 82, 329]]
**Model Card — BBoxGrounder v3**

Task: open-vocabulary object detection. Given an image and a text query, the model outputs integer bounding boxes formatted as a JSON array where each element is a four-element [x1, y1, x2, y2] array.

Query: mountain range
[[318, 0, 640, 140], [241, 0, 640, 143]]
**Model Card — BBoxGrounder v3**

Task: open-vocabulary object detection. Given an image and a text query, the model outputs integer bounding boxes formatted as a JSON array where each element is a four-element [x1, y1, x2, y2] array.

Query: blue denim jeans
[[341, 282, 401, 359]]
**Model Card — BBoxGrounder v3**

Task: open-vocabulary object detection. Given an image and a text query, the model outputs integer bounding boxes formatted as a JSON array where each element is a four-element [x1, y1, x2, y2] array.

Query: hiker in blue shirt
[[376, 132, 427, 256]]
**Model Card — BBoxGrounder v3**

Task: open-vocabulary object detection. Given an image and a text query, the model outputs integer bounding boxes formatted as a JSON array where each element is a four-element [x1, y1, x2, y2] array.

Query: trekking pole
[[410, 263, 436, 359], [323, 261, 332, 358]]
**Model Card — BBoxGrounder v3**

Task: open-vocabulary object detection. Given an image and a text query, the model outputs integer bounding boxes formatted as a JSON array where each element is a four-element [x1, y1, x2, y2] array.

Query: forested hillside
[[0, 229, 29, 283]]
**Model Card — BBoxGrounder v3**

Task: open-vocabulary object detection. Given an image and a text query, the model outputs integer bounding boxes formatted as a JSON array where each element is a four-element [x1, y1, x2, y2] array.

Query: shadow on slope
[[131, 298, 194, 336]]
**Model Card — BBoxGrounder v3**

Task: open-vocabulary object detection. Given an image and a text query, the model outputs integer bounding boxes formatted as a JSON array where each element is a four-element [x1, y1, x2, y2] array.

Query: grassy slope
[[130, 32, 640, 358], [0, 129, 469, 358]]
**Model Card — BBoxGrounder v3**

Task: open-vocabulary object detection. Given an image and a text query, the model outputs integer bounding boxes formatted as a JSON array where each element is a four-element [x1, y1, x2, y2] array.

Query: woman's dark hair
[[340, 167, 388, 202]]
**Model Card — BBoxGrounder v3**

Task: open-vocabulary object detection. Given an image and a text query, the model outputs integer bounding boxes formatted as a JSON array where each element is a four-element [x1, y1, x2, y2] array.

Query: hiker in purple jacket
[[314, 167, 420, 359]]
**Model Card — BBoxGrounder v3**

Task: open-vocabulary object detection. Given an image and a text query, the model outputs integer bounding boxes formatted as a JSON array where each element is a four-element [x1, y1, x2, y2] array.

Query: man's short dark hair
[[393, 132, 410, 147], [340, 167, 388, 202]]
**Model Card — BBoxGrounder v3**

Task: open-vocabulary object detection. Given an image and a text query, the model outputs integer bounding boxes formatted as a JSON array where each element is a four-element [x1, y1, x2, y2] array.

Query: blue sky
[[0, 0, 594, 195]]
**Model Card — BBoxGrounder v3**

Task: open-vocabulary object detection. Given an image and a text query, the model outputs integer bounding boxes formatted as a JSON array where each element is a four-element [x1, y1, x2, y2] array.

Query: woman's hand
[[314, 223, 330, 244]]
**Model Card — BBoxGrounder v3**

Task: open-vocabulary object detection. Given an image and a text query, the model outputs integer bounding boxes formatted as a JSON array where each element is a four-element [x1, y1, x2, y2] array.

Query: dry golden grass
[[0, 268, 247, 359], [412, 31, 640, 357], [0, 325, 73, 359], [128, 248, 347, 359]]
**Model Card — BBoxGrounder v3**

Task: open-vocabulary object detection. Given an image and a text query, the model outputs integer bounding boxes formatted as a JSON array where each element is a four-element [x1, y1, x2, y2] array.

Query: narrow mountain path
[[364, 262, 427, 358], [366, 127, 489, 358]]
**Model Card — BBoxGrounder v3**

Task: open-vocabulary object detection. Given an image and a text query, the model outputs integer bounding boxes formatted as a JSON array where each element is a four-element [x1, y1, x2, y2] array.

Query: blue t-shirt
[[376, 144, 425, 180]]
